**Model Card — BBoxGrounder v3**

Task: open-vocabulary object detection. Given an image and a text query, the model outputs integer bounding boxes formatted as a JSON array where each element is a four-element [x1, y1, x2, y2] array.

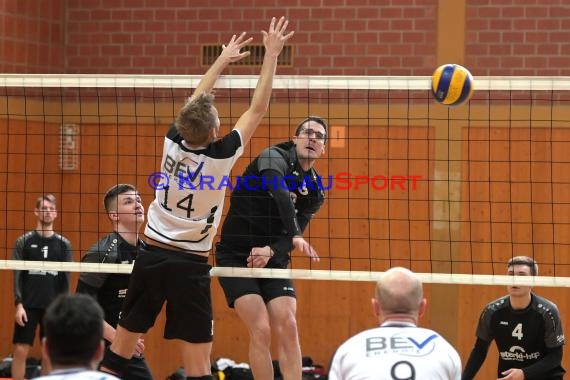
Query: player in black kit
[[11, 194, 73, 380], [76, 184, 152, 380], [215, 116, 327, 380], [462, 256, 565, 380]]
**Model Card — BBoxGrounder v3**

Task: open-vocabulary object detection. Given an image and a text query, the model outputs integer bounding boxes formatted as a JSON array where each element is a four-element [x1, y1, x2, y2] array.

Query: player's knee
[[100, 346, 130, 377], [13, 344, 30, 357]]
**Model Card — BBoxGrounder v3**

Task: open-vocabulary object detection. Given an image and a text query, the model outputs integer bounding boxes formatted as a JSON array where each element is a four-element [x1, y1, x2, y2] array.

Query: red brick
[[357, 7, 379, 18], [504, 7, 527, 17], [390, 44, 413, 55], [503, 32, 524, 43], [478, 6, 501, 17], [512, 44, 535, 55], [141, 45, 164, 57], [478, 31, 501, 43], [380, 8, 402, 18], [526, 6, 548, 17], [391, 19, 413, 30], [145, 22, 166, 33], [311, 8, 333, 18], [490, 19, 512, 30], [514, 19, 536, 30], [91, 9, 111, 21], [537, 44, 559, 55], [551, 32, 569, 43], [382, 32, 403, 43], [333, 7, 356, 19], [101, 45, 121, 55], [524, 56, 548, 68], [110, 56, 131, 68], [111, 33, 131, 44], [402, 32, 425, 44]]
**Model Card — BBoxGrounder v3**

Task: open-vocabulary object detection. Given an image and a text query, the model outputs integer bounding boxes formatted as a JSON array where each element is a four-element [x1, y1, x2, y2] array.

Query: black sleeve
[[263, 168, 302, 237], [76, 279, 99, 298], [78, 250, 111, 289], [522, 345, 563, 379], [269, 190, 323, 258], [461, 337, 491, 380], [58, 238, 73, 294], [11, 236, 25, 305]]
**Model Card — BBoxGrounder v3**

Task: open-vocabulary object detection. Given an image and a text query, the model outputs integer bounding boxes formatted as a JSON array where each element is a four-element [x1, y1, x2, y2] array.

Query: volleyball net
[[1, 74, 569, 286]]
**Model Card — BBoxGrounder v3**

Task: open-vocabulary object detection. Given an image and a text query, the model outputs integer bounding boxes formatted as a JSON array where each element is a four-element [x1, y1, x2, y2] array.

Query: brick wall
[[0, 0, 65, 73], [3, 1, 570, 75], [64, 0, 438, 75], [466, 0, 570, 76]]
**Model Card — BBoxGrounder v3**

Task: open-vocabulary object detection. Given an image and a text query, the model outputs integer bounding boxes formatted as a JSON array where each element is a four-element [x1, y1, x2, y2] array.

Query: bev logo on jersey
[[366, 331, 439, 357]]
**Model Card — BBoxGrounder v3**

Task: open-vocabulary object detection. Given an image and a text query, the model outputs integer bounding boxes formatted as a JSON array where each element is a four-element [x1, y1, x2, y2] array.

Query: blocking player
[[100, 17, 296, 379]]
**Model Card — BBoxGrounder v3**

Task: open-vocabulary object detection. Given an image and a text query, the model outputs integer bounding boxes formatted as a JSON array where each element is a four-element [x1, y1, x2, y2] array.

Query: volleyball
[[431, 64, 474, 107]]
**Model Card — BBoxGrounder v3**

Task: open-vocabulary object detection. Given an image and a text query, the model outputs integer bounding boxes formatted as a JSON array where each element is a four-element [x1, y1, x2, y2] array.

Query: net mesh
[[1, 74, 569, 286]]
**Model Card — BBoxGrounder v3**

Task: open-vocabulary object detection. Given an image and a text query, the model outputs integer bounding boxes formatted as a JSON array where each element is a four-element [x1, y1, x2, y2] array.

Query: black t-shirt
[[12, 230, 73, 308], [475, 294, 565, 379], [218, 141, 325, 266], [76, 232, 141, 329]]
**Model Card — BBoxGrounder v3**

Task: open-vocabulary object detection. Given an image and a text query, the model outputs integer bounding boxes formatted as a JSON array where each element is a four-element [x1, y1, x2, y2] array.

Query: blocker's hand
[[220, 32, 253, 64], [293, 236, 320, 262]]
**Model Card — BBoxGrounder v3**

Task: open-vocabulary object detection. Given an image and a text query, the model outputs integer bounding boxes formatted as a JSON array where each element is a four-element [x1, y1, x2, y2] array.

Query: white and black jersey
[[329, 323, 462, 380], [462, 294, 565, 380], [77, 232, 141, 328], [145, 125, 244, 252], [12, 231, 73, 308]]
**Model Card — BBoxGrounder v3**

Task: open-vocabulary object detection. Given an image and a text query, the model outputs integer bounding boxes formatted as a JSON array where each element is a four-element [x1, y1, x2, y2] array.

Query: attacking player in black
[[76, 184, 152, 380], [462, 256, 565, 380], [215, 116, 327, 380], [11, 194, 73, 380]]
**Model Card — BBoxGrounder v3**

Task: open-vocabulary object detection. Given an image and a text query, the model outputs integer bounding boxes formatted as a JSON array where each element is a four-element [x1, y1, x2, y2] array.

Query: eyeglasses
[[299, 128, 326, 142]]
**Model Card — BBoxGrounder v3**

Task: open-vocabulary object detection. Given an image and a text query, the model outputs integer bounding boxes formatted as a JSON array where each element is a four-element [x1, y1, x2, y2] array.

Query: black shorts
[[215, 243, 296, 308], [118, 245, 213, 344], [124, 356, 153, 380], [13, 308, 45, 345]]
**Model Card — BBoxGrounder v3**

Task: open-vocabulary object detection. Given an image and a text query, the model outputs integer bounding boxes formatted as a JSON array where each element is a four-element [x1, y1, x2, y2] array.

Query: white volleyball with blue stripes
[[431, 64, 474, 107]]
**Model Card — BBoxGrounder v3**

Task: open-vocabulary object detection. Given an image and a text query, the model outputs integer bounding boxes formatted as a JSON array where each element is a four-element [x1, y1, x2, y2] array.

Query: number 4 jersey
[[474, 294, 565, 378], [145, 125, 244, 253], [329, 323, 462, 380]]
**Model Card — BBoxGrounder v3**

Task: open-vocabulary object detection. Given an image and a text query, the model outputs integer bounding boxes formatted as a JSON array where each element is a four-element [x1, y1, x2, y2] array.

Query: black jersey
[[475, 294, 565, 379], [218, 141, 325, 266], [77, 232, 141, 328], [12, 230, 73, 309]]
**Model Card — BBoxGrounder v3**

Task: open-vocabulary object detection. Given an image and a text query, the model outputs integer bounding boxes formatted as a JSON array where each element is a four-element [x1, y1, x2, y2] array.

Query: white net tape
[[1, 260, 568, 287]]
